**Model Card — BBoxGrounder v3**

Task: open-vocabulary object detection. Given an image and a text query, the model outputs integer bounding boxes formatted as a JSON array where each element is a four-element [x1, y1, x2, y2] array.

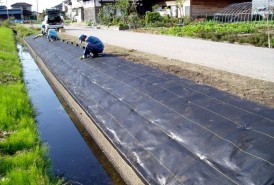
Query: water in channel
[[18, 44, 123, 185]]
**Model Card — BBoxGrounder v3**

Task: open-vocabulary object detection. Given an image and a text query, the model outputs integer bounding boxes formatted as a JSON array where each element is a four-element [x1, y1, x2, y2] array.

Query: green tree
[[176, 0, 185, 24], [115, 0, 129, 24], [98, 3, 116, 25]]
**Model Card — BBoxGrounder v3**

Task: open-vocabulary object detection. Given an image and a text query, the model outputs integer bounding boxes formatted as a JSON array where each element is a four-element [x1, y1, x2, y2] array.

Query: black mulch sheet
[[25, 36, 274, 185]]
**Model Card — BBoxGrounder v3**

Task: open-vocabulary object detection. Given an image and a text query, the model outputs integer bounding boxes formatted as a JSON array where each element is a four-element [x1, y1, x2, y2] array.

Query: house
[[63, 0, 114, 23], [52, 3, 64, 12], [62, 0, 73, 20], [62, 0, 84, 22], [11, 2, 33, 20], [0, 5, 23, 21], [62, 0, 257, 23], [151, 0, 252, 18], [62, 0, 149, 23]]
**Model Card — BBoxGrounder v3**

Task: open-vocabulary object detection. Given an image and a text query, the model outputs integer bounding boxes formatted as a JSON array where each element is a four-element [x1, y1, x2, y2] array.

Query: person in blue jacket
[[79, 34, 104, 59], [47, 29, 59, 41]]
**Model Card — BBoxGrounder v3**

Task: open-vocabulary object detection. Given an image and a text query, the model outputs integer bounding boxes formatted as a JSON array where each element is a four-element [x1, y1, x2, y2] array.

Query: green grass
[[0, 26, 61, 184]]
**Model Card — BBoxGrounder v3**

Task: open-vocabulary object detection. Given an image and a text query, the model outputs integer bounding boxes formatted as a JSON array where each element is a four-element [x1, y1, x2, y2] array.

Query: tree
[[115, 0, 130, 24], [98, 3, 116, 25], [176, 0, 185, 24], [129, 0, 138, 15]]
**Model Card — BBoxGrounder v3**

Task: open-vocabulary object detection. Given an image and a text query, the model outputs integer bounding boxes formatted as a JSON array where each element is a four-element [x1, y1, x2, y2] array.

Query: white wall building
[[153, 0, 191, 17], [63, 0, 110, 23]]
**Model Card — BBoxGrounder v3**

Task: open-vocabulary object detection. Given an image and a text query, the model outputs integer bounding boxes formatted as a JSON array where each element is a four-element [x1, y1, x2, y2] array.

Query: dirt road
[[59, 26, 274, 108]]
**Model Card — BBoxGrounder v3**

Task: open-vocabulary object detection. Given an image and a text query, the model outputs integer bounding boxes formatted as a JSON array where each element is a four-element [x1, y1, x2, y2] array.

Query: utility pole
[[267, 0, 270, 48], [6, 0, 9, 19], [36, 0, 38, 13], [36, 0, 39, 20]]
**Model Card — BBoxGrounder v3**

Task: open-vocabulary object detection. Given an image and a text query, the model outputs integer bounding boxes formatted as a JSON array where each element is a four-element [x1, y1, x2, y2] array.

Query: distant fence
[[214, 13, 274, 22]]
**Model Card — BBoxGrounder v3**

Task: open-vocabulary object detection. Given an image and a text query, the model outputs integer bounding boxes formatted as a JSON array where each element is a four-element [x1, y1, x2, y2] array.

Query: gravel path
[[64, 26, 274, 82]]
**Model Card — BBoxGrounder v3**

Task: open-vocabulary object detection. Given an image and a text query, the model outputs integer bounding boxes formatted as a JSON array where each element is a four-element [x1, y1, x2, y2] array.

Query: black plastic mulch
[[25, 36, 274, 185]]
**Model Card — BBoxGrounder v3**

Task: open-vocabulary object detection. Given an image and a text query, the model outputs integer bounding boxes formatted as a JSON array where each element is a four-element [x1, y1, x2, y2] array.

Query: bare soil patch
[[59, 33, 274, 109]]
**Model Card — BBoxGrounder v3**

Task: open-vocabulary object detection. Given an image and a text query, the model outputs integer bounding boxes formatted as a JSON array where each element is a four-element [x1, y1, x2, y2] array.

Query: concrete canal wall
[[24, 38, 145, 185]]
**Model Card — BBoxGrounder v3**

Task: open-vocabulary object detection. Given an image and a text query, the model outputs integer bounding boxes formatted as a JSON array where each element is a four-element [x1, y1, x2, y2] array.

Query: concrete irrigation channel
[[24, 35, 274, 185]]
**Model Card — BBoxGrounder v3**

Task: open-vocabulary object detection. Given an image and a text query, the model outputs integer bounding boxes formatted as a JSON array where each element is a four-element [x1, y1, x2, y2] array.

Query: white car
[[41, 9, 64, 35]]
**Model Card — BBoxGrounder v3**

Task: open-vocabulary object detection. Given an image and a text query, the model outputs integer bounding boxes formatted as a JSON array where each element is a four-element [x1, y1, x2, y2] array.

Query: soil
[[59, 33, 274, 109]]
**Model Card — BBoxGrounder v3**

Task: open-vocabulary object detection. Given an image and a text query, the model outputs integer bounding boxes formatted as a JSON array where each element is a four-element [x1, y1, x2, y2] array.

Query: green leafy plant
[[98, 3, 116, 26], [115, 0, 130, 24], [145, 11, 162, 25], [140, 20, 274, 47]]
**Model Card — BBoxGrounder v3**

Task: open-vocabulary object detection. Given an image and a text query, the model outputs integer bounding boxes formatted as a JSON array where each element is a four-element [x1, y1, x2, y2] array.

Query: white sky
[[1, 0, 64, 13]]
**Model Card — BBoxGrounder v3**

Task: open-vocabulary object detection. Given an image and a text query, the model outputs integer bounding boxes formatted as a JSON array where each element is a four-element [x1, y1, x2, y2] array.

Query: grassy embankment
[[0, 26, 61, 184]]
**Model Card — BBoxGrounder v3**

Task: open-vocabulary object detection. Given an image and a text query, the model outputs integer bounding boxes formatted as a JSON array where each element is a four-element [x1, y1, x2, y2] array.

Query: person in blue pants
[[79, 34, 104, 59], [47, 29, 59, 41]]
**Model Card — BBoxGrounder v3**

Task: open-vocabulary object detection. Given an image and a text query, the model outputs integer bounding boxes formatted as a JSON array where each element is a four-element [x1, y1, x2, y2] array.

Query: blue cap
[[79, 34, 86, 43]]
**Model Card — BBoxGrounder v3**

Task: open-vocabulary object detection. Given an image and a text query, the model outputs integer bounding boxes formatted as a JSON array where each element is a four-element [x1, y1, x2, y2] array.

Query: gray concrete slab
[[64, 26, 274, 83]]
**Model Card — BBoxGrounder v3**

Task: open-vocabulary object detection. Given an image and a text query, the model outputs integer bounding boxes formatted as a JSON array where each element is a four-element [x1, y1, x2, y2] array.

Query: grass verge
[[0, 26, 61, 184]]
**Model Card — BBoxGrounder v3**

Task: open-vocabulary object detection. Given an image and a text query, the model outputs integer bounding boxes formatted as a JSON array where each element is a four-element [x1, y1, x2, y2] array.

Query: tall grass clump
[[0, 26, 61, 184]]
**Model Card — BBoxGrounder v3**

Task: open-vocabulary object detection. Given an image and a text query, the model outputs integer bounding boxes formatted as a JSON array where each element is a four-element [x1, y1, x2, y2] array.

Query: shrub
[[128, 13, 145, 28], [86, 21, 95, 26], [0, 20, 12, 27], [118, 23, 129, 30], [183, 16, 192, 25], [145, 11, 162, 25], [226, 34, 237, 43], [98, 3, 115, 26]]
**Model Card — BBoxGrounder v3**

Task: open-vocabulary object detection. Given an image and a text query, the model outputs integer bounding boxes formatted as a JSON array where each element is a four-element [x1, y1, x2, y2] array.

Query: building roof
[[11, 2, 32, 7], [53, 3, 63, 9]]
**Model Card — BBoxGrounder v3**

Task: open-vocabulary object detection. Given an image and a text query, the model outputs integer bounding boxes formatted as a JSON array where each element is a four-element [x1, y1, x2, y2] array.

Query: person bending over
[[47, 29, 59, 41], [79, 34, 104, 59]]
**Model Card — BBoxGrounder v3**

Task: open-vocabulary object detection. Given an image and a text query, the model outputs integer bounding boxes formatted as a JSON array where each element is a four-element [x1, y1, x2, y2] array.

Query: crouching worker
[[79, 34, 104, 59], [47, 29, 59, 41]]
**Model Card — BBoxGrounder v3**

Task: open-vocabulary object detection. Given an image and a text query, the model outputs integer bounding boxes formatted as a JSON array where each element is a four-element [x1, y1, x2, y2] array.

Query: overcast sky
[[1, 0, 64, 13]]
